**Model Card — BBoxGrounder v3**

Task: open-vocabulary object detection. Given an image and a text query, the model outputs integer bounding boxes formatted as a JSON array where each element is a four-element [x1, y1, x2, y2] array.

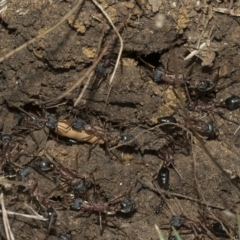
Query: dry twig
[[138, 178, 225, 210]]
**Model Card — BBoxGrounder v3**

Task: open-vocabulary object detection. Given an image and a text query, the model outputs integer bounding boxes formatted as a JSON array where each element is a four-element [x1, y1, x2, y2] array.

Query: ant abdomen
[[119, 199, 136, 213], [157, 167, 170, 190], [225, 95, 240, 110]]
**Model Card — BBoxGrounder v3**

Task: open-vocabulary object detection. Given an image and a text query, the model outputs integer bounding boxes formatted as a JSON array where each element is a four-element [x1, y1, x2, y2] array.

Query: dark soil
[[1, 0, 240, 239]]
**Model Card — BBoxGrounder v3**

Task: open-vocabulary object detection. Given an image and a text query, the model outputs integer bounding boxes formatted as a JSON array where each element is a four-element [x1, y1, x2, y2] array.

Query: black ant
[[170, 212, 230, 238], [158, 116, 217, 140], [18, 166, 57, 223], [188, 95, 240, 112], [71, 194, 136, 235], [12, 106, 57, 147], [138, 56, 216, 93], [69, 172, 136, 235], [156, 144, 182, 190], [33, 157, 91, 194], [95, 57, 114, 78], [170, 214, 206, 235], [56, 118, 133, 160]]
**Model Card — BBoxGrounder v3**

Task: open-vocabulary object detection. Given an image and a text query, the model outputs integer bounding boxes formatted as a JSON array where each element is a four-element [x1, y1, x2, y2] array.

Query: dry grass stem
[[138, 178, 225, 210], [0, 0, 84, 63], [0, 193, 15, 240], [0, 203, 48, 221], [0, 210, 48, 221], [74, 72, 94, 106]]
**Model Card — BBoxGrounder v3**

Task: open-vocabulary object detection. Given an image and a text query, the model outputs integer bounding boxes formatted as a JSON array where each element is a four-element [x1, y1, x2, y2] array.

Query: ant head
[[74, 180, 87, 193], [197, 80, 213, 92], [33, 158, 52, 171], [70, 198, 83, 211], [95, 64, 109, 78], [1, 134, 12, 142], [58, 233, 72, 240], [18, 166, 31, 178], [72, 118, 86, 131], [46, 113, 57, 130], [170, 215, 182, 228]]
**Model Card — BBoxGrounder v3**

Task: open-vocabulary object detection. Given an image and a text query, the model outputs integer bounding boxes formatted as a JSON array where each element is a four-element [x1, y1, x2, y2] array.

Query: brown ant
[[95, 56, 114, 78], [138, 56, 216, 93], [170, 212, 230, 239], [170, 214, 206, 235], [188, 95, 240, 112], [18, 166, 57, 223], [56, 118, 133, 160], [12, 106, 57, 147], [156, 144, 182, 190], [158, 116, 217, 141], [33, 156, 91, 194], [71, 191, 136, 235]]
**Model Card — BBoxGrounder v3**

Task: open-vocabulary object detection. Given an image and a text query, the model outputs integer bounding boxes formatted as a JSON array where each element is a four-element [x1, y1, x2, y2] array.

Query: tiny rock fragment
[[82, 47, 96, 59], [122, 58, 137, 66], [177, 8, 190, 33], [124, 2, 135, 9], [67, 15, 86, 34], [61, 150, 68, 156], [148, 0, 162, 12]]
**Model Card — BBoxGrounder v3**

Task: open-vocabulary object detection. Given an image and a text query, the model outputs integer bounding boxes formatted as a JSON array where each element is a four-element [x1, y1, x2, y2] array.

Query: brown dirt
[[1, 0, 240, 239]]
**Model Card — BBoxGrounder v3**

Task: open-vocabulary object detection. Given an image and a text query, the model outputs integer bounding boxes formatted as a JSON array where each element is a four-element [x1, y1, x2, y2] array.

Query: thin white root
[[184, 42, 206, 61]]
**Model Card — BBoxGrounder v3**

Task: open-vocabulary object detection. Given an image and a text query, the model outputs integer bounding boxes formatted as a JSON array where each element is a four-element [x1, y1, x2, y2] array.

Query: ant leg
[[29, 130, 40, 150], [87, 139, 99, 161], [105, 219, 127, 236], [10, 144, 25, 160], [184, 83, 192, 105], [74, 211, 92, 219], [107, 194, 127, 205], [171, 164, 183, 180]]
